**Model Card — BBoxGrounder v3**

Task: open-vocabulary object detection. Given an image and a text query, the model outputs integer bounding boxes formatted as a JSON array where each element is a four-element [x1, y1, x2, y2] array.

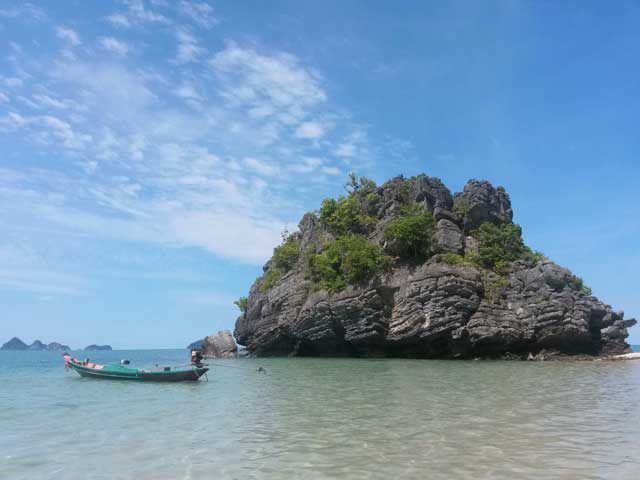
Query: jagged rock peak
[[233, 174, 635, 359], [454, 179, 513, 231]]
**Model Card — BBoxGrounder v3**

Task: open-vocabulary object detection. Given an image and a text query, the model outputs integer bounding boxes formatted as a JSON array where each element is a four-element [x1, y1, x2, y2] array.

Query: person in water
[[190, 348, 204, 366]]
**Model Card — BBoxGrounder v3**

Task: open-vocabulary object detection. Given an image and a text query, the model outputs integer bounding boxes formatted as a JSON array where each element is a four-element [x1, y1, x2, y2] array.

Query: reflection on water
[[1, 350, 640, 479]]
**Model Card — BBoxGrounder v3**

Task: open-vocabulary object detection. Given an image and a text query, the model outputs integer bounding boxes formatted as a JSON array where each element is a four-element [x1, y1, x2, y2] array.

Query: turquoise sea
[[2, 349, 640, 480]]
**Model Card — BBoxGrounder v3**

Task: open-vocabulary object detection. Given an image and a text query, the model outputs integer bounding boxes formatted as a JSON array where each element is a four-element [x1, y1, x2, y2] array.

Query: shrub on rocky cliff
[[257, 234, 301, 292], [383, 205, 435, 259], [234, 296, 248, 313], [474, 222, 527, 272], [258, 269, 281, 292], [272, 235, 300, 271], [319, 174, 379, 236], [319, 196, 376, 235], [570, 275, 593, 295], [307, 234, 391, 291]]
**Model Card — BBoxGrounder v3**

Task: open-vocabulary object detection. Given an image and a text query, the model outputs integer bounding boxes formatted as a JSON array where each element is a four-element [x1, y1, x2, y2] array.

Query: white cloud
[[0, 112, 91, 149], [174, 82, 202, 102], [52, 62, 157, 124], [106, 13, 131, 27], [0, 3, 45, 21], [56, 26, 81, 46], [0, 92, 8, 103], [243, 157, 276, 176], [99, 37, 129, 56], [169, 212, 282, 264], [106, 0, 169, 28], [291, 156, 323, 173], [210, 44, 326, 127], [0, 111, 27, 128], [32, 94, 69, 109], [2, 76, 24, 88], [335, 142, 356, 157], [0, 268, 85, 296], [175, 30, 206, 63], [295, 121, 325, 139], [178, 0, 217, 29], [321, 166, 341, 176], [0, 36, 387, 274]]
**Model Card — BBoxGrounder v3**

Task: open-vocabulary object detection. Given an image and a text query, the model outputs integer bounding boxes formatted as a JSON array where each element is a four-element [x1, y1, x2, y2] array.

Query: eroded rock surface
[[202, 330, 238, 358], [234, 176, 635, 358]]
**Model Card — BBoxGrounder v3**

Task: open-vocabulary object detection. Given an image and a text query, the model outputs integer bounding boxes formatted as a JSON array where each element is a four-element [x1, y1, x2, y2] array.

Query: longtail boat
[[62, 353, 208, 382]]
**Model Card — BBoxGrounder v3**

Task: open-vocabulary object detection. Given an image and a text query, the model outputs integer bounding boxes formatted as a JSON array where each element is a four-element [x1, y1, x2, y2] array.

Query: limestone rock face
[[202, 330, 238, 358], [453, 179, 513, 231], [434, 219, 464, 254], [234, 176, 635, 358]]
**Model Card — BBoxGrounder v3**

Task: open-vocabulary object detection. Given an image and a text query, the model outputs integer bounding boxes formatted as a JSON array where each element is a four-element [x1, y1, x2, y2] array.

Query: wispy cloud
[[178, 0, 217, 29], [243, 157, 276, 177], [296, 121, 325, 139], [56, 26, 81, 46], [99, 37, 129, 56], [175, 29, 206, 63], [106, 0, 170, 28], [0, 16, 396, 298], [0, 3, 45, 21]]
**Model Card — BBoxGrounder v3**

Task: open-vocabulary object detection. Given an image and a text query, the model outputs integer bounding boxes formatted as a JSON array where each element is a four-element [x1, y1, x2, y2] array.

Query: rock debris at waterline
[[234, 175, 636, 358], [202, 330, 238, 358]]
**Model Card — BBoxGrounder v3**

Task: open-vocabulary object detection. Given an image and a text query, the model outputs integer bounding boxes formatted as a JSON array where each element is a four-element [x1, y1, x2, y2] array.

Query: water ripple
[[1, 352, 640, 479]]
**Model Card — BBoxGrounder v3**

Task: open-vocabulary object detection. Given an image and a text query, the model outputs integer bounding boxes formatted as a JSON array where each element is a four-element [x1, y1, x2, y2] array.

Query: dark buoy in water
[[120, 359, 130, 365]]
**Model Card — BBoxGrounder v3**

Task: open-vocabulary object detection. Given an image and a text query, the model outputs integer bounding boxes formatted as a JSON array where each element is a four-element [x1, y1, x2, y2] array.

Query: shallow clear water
[[2, 350, 640, 479]]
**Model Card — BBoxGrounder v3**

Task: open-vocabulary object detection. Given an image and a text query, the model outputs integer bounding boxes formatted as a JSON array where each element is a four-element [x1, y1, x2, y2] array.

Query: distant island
[[84, 344, 112, 351], [1, 337, 114, 351], [234, 175, 636, 359], [1, 337, 70, 351]]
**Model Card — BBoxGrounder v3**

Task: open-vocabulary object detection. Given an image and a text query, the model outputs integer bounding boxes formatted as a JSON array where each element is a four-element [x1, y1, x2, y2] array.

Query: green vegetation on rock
[[319, 196, 373, 235], [570, 275, 593, 296], [484, 274, 508, 304], [307, 234, 391, 291], [272, 235, 300, 271], [473, 222, 527, 273], [259, 269, 282, 292], [258, 234, 300, 293], [383, 205, 435, 259], [441, 252, 475, 267], [234, 296, 248, 313], [319, 175, 379, 236]]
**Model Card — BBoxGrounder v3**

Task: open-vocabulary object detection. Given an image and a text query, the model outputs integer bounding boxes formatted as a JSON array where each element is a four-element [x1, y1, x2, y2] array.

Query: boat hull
[[69, 362, 208, 382]]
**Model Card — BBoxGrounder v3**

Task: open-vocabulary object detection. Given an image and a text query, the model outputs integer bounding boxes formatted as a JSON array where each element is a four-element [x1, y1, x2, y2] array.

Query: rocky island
[[84, 344, 112, 351], [234, 175, 636, 359], [1, 337, 71, 351]]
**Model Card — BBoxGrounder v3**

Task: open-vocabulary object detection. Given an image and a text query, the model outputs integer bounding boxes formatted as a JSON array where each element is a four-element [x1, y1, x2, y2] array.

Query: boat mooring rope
[[205, 362, 267, 374]]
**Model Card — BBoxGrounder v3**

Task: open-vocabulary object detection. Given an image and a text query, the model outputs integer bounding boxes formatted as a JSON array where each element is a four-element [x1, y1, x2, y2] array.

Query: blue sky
[[0, 0, 638, 349]]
